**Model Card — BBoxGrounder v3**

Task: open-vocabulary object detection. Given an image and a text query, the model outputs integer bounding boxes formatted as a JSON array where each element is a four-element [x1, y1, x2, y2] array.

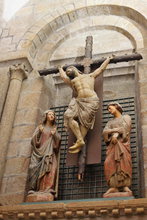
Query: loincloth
[[64, 96, 99, 129]]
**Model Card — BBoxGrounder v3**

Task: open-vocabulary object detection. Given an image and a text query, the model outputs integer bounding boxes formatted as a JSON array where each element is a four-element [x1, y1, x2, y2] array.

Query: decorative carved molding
[[0, 198, 147, 219]]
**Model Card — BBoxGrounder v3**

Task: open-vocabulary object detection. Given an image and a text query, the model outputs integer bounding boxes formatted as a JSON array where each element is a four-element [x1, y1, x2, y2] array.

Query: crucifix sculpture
[[39, 36, 142, 181]]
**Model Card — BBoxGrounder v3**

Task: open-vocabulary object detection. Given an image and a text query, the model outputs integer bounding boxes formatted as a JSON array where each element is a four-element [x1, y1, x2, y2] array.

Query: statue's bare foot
[[69, 139, 85, 153], [28, 190, 35, 195], [69, 146, 82, 154], [105, 187, 119, 195], [123, 186, 132, 193], [69, 139, 85, 150]]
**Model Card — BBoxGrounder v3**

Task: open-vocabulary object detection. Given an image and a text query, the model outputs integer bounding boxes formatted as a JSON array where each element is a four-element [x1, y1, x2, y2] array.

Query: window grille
[[52, 97, 140, 200]]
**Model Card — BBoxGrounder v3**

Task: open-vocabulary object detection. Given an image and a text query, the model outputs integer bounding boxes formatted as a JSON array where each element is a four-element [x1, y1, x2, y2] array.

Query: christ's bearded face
[[66, 68, 76, 80]]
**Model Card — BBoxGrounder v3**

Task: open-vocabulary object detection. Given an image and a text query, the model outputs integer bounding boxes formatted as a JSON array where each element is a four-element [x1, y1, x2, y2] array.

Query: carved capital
[[9, 63, 28, 81]]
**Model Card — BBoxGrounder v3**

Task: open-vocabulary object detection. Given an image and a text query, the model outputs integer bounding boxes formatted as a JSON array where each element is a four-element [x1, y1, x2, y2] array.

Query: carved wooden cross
[[39, 39, 142, 76]]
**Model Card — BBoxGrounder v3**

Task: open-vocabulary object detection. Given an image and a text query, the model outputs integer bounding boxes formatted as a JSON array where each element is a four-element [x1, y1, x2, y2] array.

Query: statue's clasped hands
[[51, 127, 56, 135], [111, 132, 119, 145], [38, 124, 44, 132]]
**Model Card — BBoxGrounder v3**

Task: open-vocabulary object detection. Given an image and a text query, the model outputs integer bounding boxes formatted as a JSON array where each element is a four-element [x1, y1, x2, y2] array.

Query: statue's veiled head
[[107, 102, 123, 114], [42, 109, 56, 125]]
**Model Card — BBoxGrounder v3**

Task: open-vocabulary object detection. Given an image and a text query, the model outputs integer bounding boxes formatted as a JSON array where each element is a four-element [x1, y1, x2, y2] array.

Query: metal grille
[[52, 97, 140, 200]]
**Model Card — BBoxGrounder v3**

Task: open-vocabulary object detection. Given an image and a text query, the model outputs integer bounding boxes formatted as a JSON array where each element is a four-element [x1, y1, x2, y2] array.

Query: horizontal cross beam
[[39, 53, 143, 76]]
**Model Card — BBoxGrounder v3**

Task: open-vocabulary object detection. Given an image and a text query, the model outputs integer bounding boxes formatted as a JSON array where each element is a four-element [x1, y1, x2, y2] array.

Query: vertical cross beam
[[84, 36, 93, 74], [77, 36, 94, 180]]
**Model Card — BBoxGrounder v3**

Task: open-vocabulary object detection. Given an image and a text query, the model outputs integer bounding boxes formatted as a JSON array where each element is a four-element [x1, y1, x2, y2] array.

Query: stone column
[[0, 63, 28, 187]]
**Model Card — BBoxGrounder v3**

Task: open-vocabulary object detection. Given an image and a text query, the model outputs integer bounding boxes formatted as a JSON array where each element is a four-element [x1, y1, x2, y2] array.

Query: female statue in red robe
[[103, 102, 133, 198], [27, 110, 61, 202]]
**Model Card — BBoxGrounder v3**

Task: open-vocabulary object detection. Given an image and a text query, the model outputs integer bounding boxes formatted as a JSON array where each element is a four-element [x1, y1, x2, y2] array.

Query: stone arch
[[32, 14, 143, 69], [17, 3, 147, 64], [47, 23, 141, 58], [34, 26, 135, 68]]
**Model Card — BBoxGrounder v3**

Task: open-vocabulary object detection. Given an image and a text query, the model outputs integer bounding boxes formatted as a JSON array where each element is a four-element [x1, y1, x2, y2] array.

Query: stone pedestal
[[26, 192, 54, 202], [0, 64, 28, 187]]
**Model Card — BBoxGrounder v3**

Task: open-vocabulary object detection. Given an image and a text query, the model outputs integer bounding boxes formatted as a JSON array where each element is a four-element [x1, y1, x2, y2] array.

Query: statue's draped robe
[[103, 115, 132, 188], [28, 126, 61, 193], [64, 96, 99, 130]]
